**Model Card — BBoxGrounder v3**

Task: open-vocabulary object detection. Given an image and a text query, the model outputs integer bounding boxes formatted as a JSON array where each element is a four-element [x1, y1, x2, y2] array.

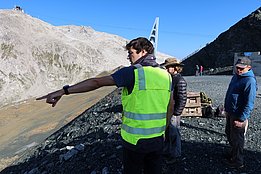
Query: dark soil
[[1, 76, 261, 174]]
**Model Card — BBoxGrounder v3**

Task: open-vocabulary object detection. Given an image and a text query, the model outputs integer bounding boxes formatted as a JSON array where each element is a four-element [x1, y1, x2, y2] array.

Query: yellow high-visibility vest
[[121, 64, 171, 145]]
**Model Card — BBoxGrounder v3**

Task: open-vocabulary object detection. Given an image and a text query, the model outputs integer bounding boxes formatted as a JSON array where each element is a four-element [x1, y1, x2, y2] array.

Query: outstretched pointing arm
[[36, 75, 115, 107]]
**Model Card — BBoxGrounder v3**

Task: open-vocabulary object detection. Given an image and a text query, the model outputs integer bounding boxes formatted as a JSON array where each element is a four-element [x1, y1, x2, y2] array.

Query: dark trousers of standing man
[[122, 137, 163, 174], [225, 113, 247, 166]]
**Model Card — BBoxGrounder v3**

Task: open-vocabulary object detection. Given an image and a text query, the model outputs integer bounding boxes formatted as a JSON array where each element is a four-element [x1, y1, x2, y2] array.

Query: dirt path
[[0, 86, 116, 170]]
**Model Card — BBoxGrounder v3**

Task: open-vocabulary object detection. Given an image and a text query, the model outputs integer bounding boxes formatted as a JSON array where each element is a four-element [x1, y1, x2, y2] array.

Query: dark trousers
[[225, 113, 247, 165], [123, 146, 163, 174]]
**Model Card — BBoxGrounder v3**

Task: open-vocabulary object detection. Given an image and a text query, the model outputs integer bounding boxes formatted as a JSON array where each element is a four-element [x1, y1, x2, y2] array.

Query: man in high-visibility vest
[[37, 37, 172, 174]]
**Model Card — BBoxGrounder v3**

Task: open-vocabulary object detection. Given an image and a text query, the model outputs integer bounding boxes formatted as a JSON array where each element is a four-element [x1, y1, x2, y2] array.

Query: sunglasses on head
[[236, 66, 245, 70]]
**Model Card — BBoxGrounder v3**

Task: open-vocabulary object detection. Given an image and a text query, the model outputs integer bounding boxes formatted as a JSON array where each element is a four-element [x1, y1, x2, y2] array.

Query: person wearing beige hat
[[161, 58, 187, 164]]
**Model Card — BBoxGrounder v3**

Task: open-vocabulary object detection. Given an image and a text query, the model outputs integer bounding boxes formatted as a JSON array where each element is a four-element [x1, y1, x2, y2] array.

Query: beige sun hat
[[161, 57, 184, 67]]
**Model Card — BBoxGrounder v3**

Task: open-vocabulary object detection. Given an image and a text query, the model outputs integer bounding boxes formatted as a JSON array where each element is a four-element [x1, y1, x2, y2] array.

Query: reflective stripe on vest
[[122, 124, 166, 135], [124, 111, 166, 120], [134, 64, 146, 90]]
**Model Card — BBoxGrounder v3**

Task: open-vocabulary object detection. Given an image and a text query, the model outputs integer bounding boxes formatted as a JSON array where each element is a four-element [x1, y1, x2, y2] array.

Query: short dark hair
[[125, 37, 154, 54]]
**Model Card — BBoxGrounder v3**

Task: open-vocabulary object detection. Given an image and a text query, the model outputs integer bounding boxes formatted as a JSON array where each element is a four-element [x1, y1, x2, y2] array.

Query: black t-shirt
[[111, 66, 135, 94]]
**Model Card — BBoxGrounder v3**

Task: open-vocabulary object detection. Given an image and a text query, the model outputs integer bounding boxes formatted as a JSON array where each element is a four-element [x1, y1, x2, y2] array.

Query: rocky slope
[[182, 7, 261, 75], [1, 76, 261, 174], [0, 9, 131, 107], [0, 9, 170, 108]]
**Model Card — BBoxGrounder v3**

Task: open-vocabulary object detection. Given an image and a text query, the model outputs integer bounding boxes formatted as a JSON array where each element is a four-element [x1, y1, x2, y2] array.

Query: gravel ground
[[1, 75, 261, 174]]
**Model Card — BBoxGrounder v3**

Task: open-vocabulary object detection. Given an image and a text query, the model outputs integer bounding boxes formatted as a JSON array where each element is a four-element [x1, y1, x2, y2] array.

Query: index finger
[[36, 95, 48, 100]]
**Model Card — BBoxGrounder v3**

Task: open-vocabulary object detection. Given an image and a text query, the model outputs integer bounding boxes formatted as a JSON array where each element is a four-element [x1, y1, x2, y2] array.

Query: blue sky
[[1, 0, 260, 59]]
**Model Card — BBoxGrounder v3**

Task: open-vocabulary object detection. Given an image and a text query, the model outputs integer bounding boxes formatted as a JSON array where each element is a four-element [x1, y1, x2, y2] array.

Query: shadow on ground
[[2, 132, 261, 174]]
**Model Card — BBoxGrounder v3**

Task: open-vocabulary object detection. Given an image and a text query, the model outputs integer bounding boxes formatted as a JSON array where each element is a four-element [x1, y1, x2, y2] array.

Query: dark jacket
[[224, 69, 257, 121], [172, 73, 187, 116]]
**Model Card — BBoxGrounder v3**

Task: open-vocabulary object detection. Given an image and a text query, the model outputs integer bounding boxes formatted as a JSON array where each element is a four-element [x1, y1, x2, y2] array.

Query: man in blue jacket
[[224, 56, 257, 169]]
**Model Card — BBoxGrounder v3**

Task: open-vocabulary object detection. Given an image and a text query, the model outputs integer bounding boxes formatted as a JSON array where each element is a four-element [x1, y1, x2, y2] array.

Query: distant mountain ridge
[[0, 9, 133, 107], [182, 7, 261, 75], [0, 9, 171, 108]]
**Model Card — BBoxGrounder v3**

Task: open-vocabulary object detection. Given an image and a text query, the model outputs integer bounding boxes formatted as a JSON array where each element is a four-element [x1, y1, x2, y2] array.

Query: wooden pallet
[[181, 92, 202, 117]]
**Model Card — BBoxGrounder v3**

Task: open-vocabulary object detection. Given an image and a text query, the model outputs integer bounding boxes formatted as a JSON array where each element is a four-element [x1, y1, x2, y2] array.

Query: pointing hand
[[36, 90, 64, 107]]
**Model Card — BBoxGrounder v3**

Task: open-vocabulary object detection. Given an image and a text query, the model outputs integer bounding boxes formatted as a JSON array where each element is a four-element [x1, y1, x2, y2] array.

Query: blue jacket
[[224, 69, 257, 121]]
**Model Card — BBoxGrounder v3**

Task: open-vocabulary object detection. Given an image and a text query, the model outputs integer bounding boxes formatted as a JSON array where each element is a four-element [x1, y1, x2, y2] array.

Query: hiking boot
[[165, 156, 183, 164], [223, 153, 232, 162], [225, 160, 244, 169]]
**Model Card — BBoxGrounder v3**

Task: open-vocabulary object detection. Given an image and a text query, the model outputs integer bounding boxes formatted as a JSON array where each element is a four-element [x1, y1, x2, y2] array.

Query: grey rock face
[[0, 9, 171, 108], [0, 9, 129, 108]]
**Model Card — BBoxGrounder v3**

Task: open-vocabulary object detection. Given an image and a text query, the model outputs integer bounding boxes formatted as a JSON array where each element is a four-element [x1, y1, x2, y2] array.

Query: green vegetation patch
[[1, 43, 17, 59]]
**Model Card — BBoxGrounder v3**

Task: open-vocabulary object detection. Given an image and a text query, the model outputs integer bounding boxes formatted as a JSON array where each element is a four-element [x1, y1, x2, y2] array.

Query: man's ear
[[141, 49, 148, 56]]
